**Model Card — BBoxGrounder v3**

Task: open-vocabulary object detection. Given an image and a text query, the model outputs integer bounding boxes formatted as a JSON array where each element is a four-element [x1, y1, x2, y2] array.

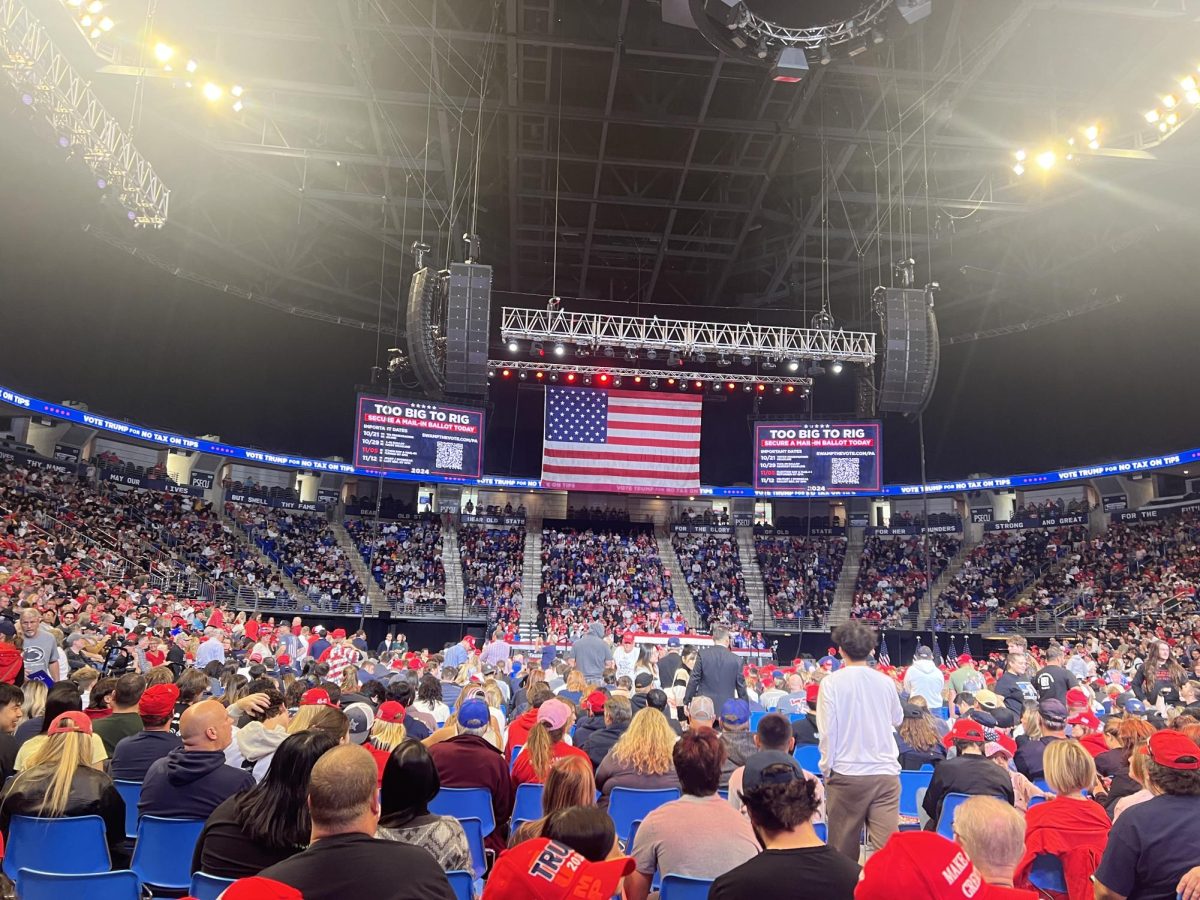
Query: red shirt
[[510, 741, 591, 787], [145, 650, 165, 668]]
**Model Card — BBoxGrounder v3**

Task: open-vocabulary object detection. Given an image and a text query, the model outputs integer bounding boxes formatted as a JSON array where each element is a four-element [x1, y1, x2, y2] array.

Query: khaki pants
[[824, 771, 900, 862]]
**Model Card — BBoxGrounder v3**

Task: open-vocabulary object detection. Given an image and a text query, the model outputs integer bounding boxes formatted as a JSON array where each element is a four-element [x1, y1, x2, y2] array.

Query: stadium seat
[[793, 744, 821, 772], [932, 706, 950, 719], [459, 818, 488, 880], [899, 770, 934, 830], [749, 711, 766, 730], [430, 787, 496, 837], [111, 780, 141, 840], [17, 868, 140, 900], [609, 787, 680, 844], [190, 872, 237, 900], [446, 870, 474, 900], [130, 816, 206, 891], [813, 822, 827, 842], [1033, 779, 1052, 793], [935, 793, 974, 840], [718, 789, 728, 800], [1027, 854, 1068, 893], [512, 783, 544, 826], [1027, 795, 1051, 808], [2, 815, 110, 883], [509, 745, 523, 771], [660, 874, 715, 899]]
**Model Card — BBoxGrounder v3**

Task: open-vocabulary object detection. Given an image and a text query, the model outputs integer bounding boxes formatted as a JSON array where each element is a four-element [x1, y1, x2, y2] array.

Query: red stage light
[[598, 374, 609, 384], [566, 373, 576, 382], [667, 378, 676, 385], [786, 385, 795, 393], [634, 376, 642, 384], [535, 371, 544, 379], [727, 382, 736, 390], [694, 380, 703, 389], [502, 369, 511, 377], [756, 384, 765, 392]]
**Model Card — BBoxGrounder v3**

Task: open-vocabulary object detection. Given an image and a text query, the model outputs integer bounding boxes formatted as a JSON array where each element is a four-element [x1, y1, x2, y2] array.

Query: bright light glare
[[86, 0, 102, 12], [79, 14, 91, 25], [830, 361, 844, 374], [231, 85, 244, 97], [1163, 94, 1178, 108], [1166, 111, 1179, 125], [1145, 109, 1160, 123], [1012, 163, 1025, 176], [1014, 149, 1027, 161], [1035, 150, 1055, 170], [66, 0, 83, 6], [1083, 125, 1098, 142], [98, 16, 113, 31], [232, 100, 244, 113], [1188, 90, 1200, 105], [185, 59, 197, 73], [202, 82, 222, 101], [154, 42, 173, 62], [1087, 140, 1100, 150], [1182, 75, 1197, 92]]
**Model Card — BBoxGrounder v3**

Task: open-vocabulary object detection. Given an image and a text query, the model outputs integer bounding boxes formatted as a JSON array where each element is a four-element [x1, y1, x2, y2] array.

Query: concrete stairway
[[331, 521, 386, 612], [657, 526, 699, 632], [220, 509, 308, 601], [827, 531, 864, 624], [442, 527, 467, 619], [734, 527, 771, 631], [920, 536, 975, 628], [519, 524, 543, 641]]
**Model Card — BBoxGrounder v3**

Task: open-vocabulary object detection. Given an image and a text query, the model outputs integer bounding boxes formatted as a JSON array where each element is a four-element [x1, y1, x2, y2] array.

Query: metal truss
[[499, 307, 876, 364], [489, 360, 812, 387], [738, 0, 895, 50], [0, 0, 169, 226]]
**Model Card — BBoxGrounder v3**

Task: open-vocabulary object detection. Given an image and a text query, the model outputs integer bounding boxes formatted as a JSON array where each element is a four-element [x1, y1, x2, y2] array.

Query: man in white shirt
[[817, 620, 903, 862], [613, 633, 639, 680]]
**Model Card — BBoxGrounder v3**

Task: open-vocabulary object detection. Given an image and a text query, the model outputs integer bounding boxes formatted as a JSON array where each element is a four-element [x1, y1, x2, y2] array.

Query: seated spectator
[[595, 707, 679, 807], [15, 682, 108, 771], [1094, 730, 1200, 900], [237, 689, 291, 781], [510, 754, 597, 846], [506, 682, 553, 763], [953, 796, 1034, 894], [364, 701, 408, 783], [541, 806, 621, 862], [719, 700, 758, 779], [13, 679, 46, 750], [712, 758, 858, 899], [896, 702, 948, 770], [110, 683, 182, 781], [93, 673, 146, 756], [626, 729, 759, 900], [512, 699, 589, 787], [193, 731, 339, 879], [426, 698, 513, 854], [1095, 716, 1154, 780], [1110, 739, 1154, 822], [0, 683, 23, 783], [645, 689, 681, 736], [573, 690, 609, 747], [140, 698, 256, 820], [984, 736, 1049, 812], [482, 836, 634, 900], [1014, 699, 1069, 781], [728, 713, 824, 819], [0, 712, 127, 866], [414, 673, 450, 725], [581, 695, 632, 770], [256, 745, 455, 899], [376, 738, 471, 873], [923, 718, 1015, 828], [1014, 739, 1109, 898], [858, 830, 1036, 899]]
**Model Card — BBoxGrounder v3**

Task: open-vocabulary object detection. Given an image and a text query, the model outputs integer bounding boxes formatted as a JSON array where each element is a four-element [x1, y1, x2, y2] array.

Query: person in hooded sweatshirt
[[903, 645, 946, 710], [140, 698, 255, 820], [110, 683, 182, 781], [570, 620, 613, 684], [227, 688, 290, 781]]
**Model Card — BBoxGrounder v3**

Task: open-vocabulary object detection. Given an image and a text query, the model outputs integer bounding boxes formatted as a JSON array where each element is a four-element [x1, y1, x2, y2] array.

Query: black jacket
[[683, 645, 747, 713], [581, 723, 628, 770], [792, 716, 819, 746], [658, 652, 683, 688], [921, 752, 1014, 828], [140, 747, 255, 821], [0, 765, 128, 865], [572, 713, 606, 748]]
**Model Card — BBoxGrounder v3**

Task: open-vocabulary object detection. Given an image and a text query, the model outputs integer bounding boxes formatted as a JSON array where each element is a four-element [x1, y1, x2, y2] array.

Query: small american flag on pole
[[878, 632, 891, 666], [541, 386, 702, 495]]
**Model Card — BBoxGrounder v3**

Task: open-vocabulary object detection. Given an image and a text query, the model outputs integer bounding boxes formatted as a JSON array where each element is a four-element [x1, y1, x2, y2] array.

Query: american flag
[[541, 386, 702, 495], [878, 632, 891, 666], [947, 633, 959, 663]]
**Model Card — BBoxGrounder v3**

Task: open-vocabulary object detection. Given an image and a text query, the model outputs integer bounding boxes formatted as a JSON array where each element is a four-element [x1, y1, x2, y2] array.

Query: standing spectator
[[442, 636, 472, 669], [570, 621, 612, 683], [195, 628, 226, 667], [710, 758, 858, 900], [922, 719, 1015, 828], [903, 645, 946, 710], [140, 699, 255, 820], [1095, 730, 1200, 900], [595, 707, 679, 806], [658, 637, 683, 687], [626, 729, 758, 899], [1014, 699, 1069, 781], [511, 699, 588, 787], [1133, 639, 1187, 705], [580, 695, 632, 770], [93, 673, 146, 756], [995, 653, 1036, 717], [18, 608, 58, 681], [953, 797, 1036, 896], [110, 683, 182, 781], [683, 625, 747, 714], [193, 731, 339, 879], [376, 739, 472, 874], [256, 745, 455, 899], [949, 654, 986, 695], [480, 628, 511, 668], [817, 620, 903, 861], [1033, 645, 1079, 704], [613, 633, 639, 681]]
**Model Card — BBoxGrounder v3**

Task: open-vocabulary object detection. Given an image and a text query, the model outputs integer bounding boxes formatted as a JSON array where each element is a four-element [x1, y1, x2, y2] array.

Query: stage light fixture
[[786, 359, 799, 372], [694, 380, 703, 389], [85, 0, 101, 12], [774, 386, 782, 394], [553, 343, 565, 357], [624, 348, 637, 361], [717, 353, 730, 367], [649, 379, 659, 389], [762, 358, 776, 370], [667, 378, 676, 386], [79, 15, 90, 26], [583, 376, 592, 385], [831, 361, 844, 374], [1188, 90, 1200, 106], [756, 384, 766, 392], [202, 82, 223, 101], [598, 374, 609, 384], [532, 340, 544, 357], [1084, 125, 1099, 142], [1182, 75, 1198, 92], [785, 385, 796, 393], [1163, 94, 1178, 109], [603, 346, 615, 358], [574, 345, 587, 357], [507, 340, 519, 353], [1012, 163, 1025, 176], [185, 59, 197, 73], [871, 28, 884, 45], [231, 85, 244, 98], [566, 373, 576, 382], [1145, 109, 1160, 123], [727, 382, 736, 391], [740, 354, 751, 366], [1035, 150, 1055, 170], [1159, 121, 1170, 132], [487, 370, 495, 378], [550, 374, 559, 382], [154, 42, 173, 63], [501, 369, 511, 378], [612, 377, 621, 386], [634, 376, 642, 384], [694, 350, 706, 364], [743, 384, 752, 392], [819, 42, 832, 66], [98, 16, 112, 31], [535, 371, 544, 380], [519, 372, 527, 380], [646, 349, 658, 360], [1166, 112, 1179, 125], [679, 381, 689, 391]]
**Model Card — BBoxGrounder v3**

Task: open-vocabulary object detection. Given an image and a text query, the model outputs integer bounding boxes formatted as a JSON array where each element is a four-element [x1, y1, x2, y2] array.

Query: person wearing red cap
[[949, 653, 987, 695], [1096, 730, 1200, 900], [857, 830, 1035, 900], [613, 632, 640, 681], [110, 682, 182, 781], [482, 837, 634, 900], [365, 701, 409, 783], [922, 718, 1014, 829]]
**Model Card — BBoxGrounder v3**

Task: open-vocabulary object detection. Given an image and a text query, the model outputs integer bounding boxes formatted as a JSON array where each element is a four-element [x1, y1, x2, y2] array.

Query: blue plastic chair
[[1027, 854, 1068, 893], [813, 822, 827, 841], [512, 782, 544, 826], [190, 871, 237, 900], [130, 816, 205, 890], [793, 744, 821, 772], [1027, 795, 1051, 809], [17, 868, 140, 900], [749, 711, 766, 730], [899, 769, 934, 830], [918, 764, 934, 772], [1033, 778, 1052, 793], [608, 787, 681, 844], [447, 870, 474, 900], [717, 788, 729, 800], [459, 817, 488, 880], [509, 745, 523, 772], [112, 780, 142, 840], [660, 874, 715, 899], [3, 815, 111, 883], [430, 787, 497, 837], [932, 706, 950, 719], [935, 793, 974, 840]]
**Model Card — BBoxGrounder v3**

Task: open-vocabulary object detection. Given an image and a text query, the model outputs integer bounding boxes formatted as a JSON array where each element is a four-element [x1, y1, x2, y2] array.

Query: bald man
[[139, 698, 254, 820], [258, 745, 455, 900]]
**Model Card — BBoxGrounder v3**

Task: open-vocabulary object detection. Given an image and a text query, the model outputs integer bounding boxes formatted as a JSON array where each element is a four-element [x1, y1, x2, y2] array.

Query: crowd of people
[[670, 533, 749, 630], [850, 533, 961, 626], [344, 517, 445, 614], [563, 506, 631, 523], [457, 524, 524, 625], [1011, 495, 1092, 520], [754, 535, 848, 624]]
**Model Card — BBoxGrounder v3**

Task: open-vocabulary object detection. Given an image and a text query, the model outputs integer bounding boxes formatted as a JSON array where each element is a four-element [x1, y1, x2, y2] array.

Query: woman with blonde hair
[[509, 754, 598, 846], [13, 678, 47, 745], [286, 703, 350, 743], [365, 701, 409, 783], [594, 707, 680, 806], [558, 669, 588, 706], [0, 712, 127, 864], [511, 699, 589, 786]]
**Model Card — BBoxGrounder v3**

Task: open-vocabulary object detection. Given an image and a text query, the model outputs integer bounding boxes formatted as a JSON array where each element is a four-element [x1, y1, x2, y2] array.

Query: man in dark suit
[[683, 626, 747, 713]]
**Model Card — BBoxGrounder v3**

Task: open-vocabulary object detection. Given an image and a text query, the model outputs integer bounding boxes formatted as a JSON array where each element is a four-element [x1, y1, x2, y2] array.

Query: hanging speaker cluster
[[875, 286, 940, 415]]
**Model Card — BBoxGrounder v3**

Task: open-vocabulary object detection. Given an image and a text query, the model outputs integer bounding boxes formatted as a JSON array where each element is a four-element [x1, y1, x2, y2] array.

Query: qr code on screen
[[830, 457, 861, 485], [435, 441, 464, 471]]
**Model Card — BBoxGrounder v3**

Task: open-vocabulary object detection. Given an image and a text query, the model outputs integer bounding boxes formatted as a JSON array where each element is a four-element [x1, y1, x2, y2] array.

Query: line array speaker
[[444, 262, 493, 398], [876, 286, 940, 415], [405, 266, 445, 397]]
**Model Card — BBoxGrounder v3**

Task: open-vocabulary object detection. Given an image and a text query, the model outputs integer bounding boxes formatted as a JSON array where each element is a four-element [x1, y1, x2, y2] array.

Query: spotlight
[[1166, 112, 1179, 126], [85, 0, 101, 12], [1014, 149, 1026, 162], [532, 340, 544, 357], [694, 350, 706, 364], [1035, 150, 1055, 170], [535, 371, 544, 380], [717, 354, 730, 367], [519, 372, 527, 380], [634, 376, 642, 384], [550, 374, 559, 382], [1145, 109, 1160, 123], [667, 378, 676, 386], [98, 16, 113, 31], [583, 376, 592, 385], [679, 381, 689, 391], [79, 15, 90, 26], [154, 42, 173, 63], [755, 37, 769, 60], [574, 345, 586, 357], [96, 177, 107, 190], [740, 355, 751, 367], [831, 361, 844, 374], [185, 59, 197, 73], [712, 383, 723, 392], [598, 374, 609, 385], [1012, 163, 1025, 176], [1083, 124, 1099, 143], [773, 386, 782, 394], [646, 349, 658, 360], [231, 85, 244, 98], [649, 379, 659, 389], [566, 373, 576, 382], [1163, 94, 1178, 109], [871, 27, 884, 45], [743, 384, 752, 392], [612, 377, 621, 386], [507, 340, 519, 353], [202, 82, 223, 101], [1182, 75, 1197, 92], [786, 360, 799, 372], [694, 380, 703, 389], [553, 343, 565, 357], [756, 383, 766, 392], [603, 346, 615, 358], [1087, 140, 1099, 151], [819, 42, 832, 66], [501, 369, 511, 378], [487, 370, 495, 379], [727, 382, 736, 391], [1188, 90, 1200, 106], [785, 385, 795, 393]]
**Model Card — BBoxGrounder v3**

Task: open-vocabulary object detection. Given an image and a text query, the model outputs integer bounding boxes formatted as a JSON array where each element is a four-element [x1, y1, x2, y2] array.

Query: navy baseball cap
[[459, 699, 491, 729], [742, 750, 803, 790], [1124, 698, 1147, 715], [667, 637, 681, 648], [721, 699, 750, 727]]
